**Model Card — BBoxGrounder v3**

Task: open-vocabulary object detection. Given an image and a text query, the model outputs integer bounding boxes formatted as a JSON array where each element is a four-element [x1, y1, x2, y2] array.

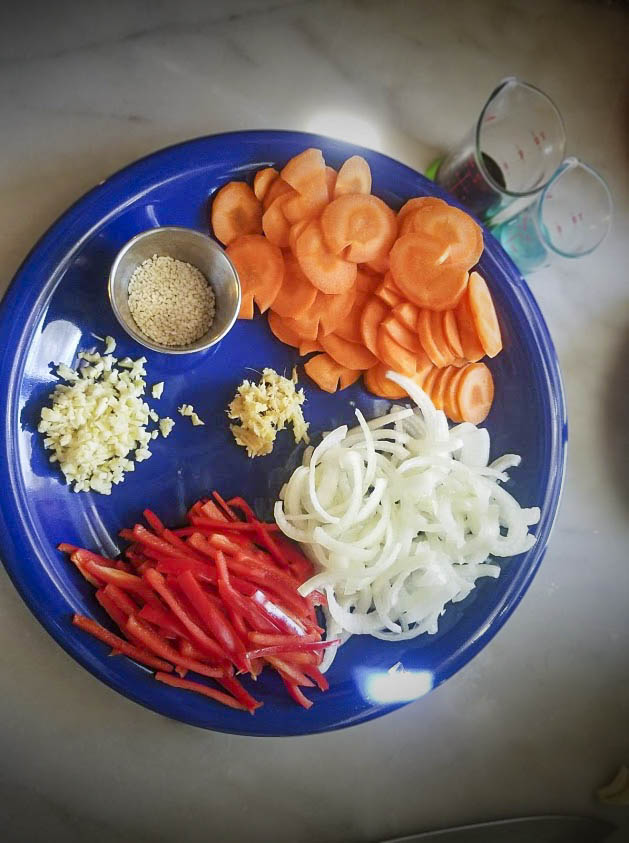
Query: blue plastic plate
[[0, 131, 566, 735]]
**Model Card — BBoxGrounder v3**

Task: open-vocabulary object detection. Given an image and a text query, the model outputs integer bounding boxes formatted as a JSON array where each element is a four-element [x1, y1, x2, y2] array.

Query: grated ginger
[[227, 368, 309, 458]]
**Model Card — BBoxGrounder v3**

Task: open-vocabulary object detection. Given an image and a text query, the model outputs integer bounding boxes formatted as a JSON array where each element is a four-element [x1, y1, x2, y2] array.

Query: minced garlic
[[227, 368, 309, 458]]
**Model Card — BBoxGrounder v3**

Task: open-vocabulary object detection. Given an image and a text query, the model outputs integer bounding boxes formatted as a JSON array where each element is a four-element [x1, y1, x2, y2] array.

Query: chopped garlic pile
[[38, 342, 173, 494], [227, 368, 309, 458]]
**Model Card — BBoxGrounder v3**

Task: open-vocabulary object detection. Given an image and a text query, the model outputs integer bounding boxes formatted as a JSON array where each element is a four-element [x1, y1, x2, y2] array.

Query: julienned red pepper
[[95, 589, 130, 632], [245, 639, 339, 660], [126, 615, 224, 679], [281, 676, 313, 710], [82, 559, 157, 604], [72, 614, 174, 673], [138, 603, 188, 639], [155, 672, 251, 712], [266, 656, 315, 687], [211, 491, 238, 521], [142, 509, 165, 536]]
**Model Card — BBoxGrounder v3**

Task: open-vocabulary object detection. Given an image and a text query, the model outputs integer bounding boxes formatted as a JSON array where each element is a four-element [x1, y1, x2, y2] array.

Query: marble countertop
[[1, 1, 628, 841]]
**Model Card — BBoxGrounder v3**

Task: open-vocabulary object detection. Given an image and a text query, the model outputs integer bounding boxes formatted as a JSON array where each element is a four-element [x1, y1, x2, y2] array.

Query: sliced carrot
[[317, 287, 357, 336], [454, 286, 485, 362], [355, 269, 381, 294], [333, 155, 372, 197], [299, 339, 322, 355], [404, 204, 483, 269], [253, 167, 279, 202], [283, 313, 319, 342], [320, 194, 397, 263], [393, 301, 419, 332], [417, 307, 449, 368], [335, 289, 368, 344], [262, 194, 291, 248], [360, 295, 390, 356], [325, 166, 337, 200], [422, 366, 440, 400], [269, 251, 317, 318], [304, 353, 360, 393], [238, 292, 254, 320], [226, 234, 284, 314], [377, 328, 417, 376], [281, 148, 328, 207], [376, 274, 405, 308], [467, 271, 503, 357], [363, 364, 408, 399], [288, 219, 309, 256], [365, 253, 389, 275], [444, 366, 467, 422], [430, 366, 457, 411], [381, 313, 422, 353], [442, 309, 464, 358], [397, 196, 447, 229], [430, 309, 456, 366], [320, 332, 378, 370], [211, 181, 263, 246], [267, 311, 301, 348], [456, 362, 494, 424], [390, 233, 469, 310], [282, 191, 328, 224], [263, 178, 294, 211], [414, 351, 434, 386], [295, 219, 357, 294]]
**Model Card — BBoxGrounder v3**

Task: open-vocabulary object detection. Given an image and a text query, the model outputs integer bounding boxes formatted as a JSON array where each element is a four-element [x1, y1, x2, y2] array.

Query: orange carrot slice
[[422, 367, 440, 400], [381, 314, 422, 353], [288, 219, 309, 256], [281, 148, 328, 207], [430, 309, 456, 365], [211, 182, 263, 246], [456, 362, 494, 424], [325, 166, 337, 200], [376, 274, 405, 308], [393, 301, 419, 331], [226, 234, 284, 314], [317, 287, 357, 336], [333, 155, 372, 197], [239, 293, 254, 320], [397, 196, 447, 230], [360, 296, 390, 356], [365, 253, 389, 275], [268, 311, 301, 348], [283, 313, 319, 342], [304, 353, 360, 393], [263, 178, 294, 211], [467, 271, 503, 358], [414, 351, 434, 387], [321, 194, 397, 263], [454, 287, 485, 362], [405, 204, 483, 268], [320, 332, 378, 370], [417, 308, 449, 368], [295, 219, 357, 294], [390, 234, 469, 310], [355, 269, 381, 294], [262, 195, 291, 248], [253, 167, 279, 202], [335, 290, 368, 344], [442, 309, 464, 358], [430, 366, 457, 411], [270, 252, 318, 318], [363, 364, 408, 399], [444, 366, 467, 422], [377, 329, 417, 376], [299, 339, 322, 355]]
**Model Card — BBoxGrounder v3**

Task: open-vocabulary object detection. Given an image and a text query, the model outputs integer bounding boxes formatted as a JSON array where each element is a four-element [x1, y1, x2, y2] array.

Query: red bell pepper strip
[[143, 509, 165, 536], [225, 496, 257, 521], [218, 675, 262, 712], [199, 499, 230, 521], [245, 640, 339, 660], [154, 672, 250, 712], [118, 528, 136, 542], [82, 559, 157, 604], [280, 676, 313, 710], [303, 664, 329, 691], [132, 524, 201, 564], [138, 603, 187, 639], [234, 582, 308, 636], [94, 588, 130, 632], [248, 631, 316, 645], [125, 616, 224, 678], [265, 656, 315, 687], [212, 491, 238, 521], [143, 568, 229, 664], [72, 614, 173, 673], [115, 560, 133, 573], [102, 583, 140, 616]]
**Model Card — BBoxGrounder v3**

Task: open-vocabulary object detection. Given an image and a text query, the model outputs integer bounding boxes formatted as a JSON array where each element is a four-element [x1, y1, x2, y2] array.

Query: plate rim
[[0, 130, 567, 735]]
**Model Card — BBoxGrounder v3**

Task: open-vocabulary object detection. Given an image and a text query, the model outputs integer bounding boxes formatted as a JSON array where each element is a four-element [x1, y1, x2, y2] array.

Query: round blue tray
[[0, 131, 567, 736]]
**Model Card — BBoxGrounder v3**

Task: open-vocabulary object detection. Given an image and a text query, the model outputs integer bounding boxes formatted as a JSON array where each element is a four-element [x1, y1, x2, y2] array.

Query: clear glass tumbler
[[435, 77, 567, 222], [494, 157, 613, 273]]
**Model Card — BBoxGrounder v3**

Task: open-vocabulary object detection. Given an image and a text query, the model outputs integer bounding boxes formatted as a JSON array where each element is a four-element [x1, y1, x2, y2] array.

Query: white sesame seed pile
[[128, 254, 216, 347]]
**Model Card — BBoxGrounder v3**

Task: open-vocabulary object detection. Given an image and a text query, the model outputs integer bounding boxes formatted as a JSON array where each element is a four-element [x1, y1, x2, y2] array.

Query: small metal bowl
[[108, 226, 241, 354]]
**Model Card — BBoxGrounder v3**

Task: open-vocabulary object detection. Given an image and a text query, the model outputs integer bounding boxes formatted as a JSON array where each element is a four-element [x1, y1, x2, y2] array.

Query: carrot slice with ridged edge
[[253, 167, 279, 202], [263, 178, 294, 211], [393, 301, 419, 332], [444, 366, 467, 422], [363, 364, 408, 399], [320, 332, 378, 370], [397, 196, 448, 230], [226, 234, 284, 315], [270, 252, 317, 318], [335, 289, 368, 344], [321, 194, 397, 263], [467, 271, 503, 358], [390, 234, 468, 310], [281, 148, 328, 208], [325, 166, 337, 200], [283, 313, 319, 342], [376, 273, 405, 308], [295, 219, 357, 294], [333, 155, 372, 197], [455, 286, 485, 362], [211, 182, 263, 246], [239, 293, 254, 320], [405, 204, 483, 268], [417, 308, 449, 368], [442, 309, 464, 358], [355, 269, 381, 294], [304, 353, 360, 393], [317, 287, 356, 336], [456, 361, 494, 424], [430, 309, 456, 366], [377, 329, 417, 376], [262, 195, 291, 248], [381, 314, 422, 353], [360, 296, 390, 356], [267, 311, 301, 348]]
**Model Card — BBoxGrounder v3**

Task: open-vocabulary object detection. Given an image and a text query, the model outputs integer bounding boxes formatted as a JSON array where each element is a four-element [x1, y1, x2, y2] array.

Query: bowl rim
[[108, 225, 241, 355]]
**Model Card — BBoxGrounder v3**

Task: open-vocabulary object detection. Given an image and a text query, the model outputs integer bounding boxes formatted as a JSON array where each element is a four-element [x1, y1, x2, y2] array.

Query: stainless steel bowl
[[108, 226, 241, 354]]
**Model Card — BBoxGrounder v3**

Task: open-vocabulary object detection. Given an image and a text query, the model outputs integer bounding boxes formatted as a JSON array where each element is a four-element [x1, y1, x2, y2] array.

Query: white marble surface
[[1, 1, 628, 841]]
